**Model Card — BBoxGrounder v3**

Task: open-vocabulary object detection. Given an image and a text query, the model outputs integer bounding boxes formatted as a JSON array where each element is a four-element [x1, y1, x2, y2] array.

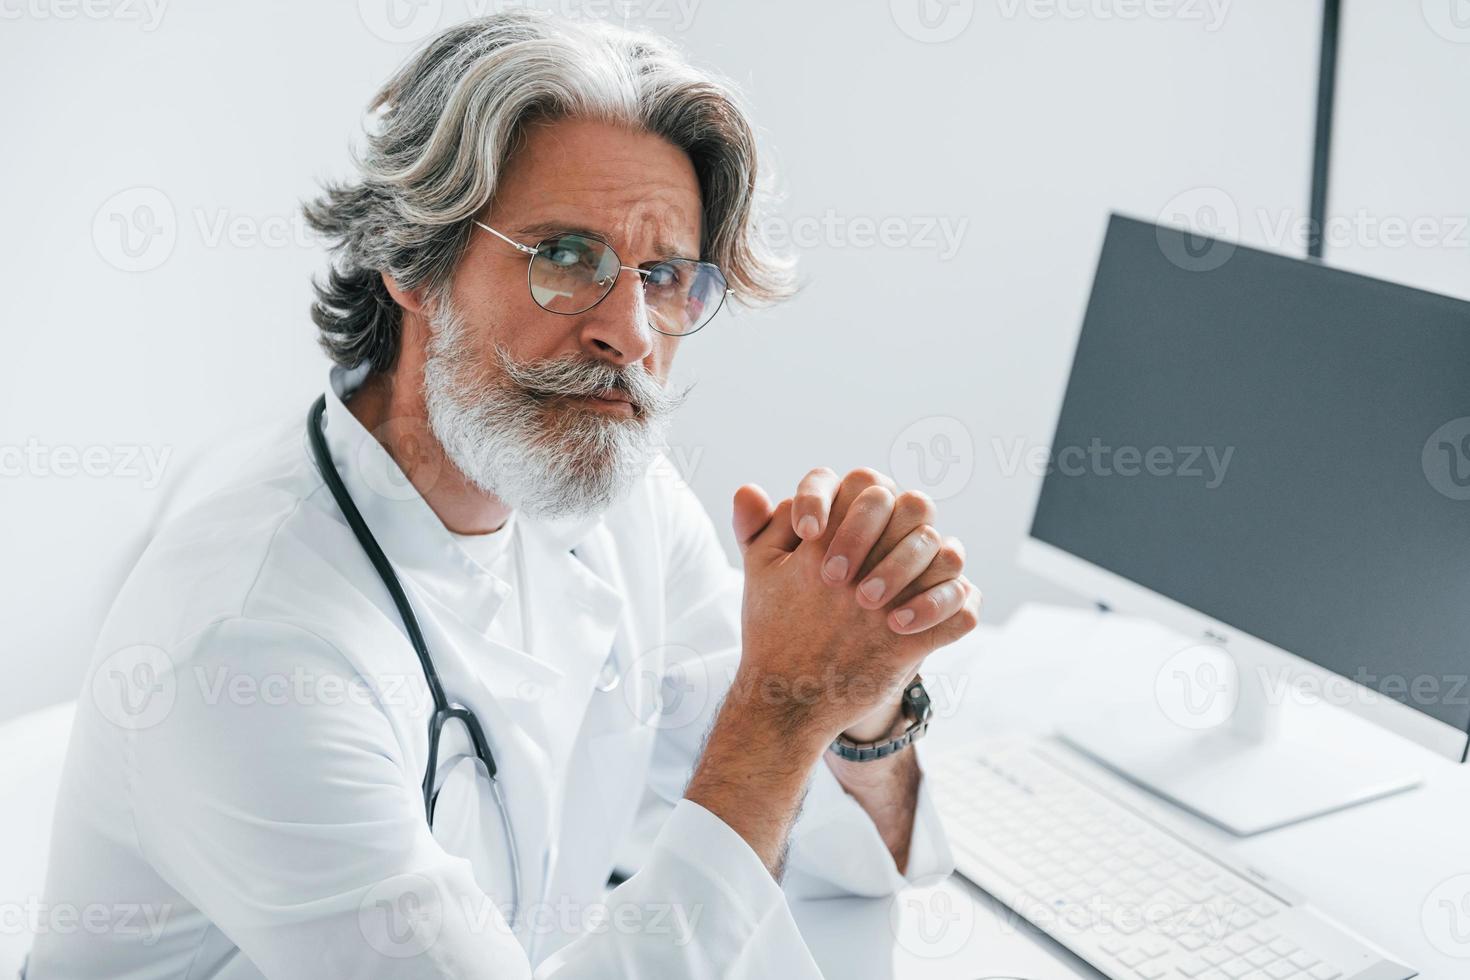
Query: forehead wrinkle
[[492, 120, 703, 259], [513, 197, 699, 261]]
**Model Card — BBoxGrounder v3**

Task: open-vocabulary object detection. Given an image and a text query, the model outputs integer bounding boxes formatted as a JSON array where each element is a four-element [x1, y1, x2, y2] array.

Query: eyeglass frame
[[471, 219, 730, 337]]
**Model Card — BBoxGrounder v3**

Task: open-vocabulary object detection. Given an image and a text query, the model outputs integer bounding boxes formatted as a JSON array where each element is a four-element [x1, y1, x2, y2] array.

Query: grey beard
[[422, 301, 689, 520]]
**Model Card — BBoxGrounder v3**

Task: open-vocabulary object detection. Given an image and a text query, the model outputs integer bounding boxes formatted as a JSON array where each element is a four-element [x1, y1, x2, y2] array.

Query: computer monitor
[[1020, 213, 1470, 834]]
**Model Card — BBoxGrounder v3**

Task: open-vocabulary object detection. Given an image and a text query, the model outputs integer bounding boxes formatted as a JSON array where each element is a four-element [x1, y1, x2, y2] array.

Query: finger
[[790, 467, 840, 540], [853, 524, 944, 609], [854, 489, 937, 581], [732, 484, 778, 555], [915, 579, 984, 649], [814, 467, 897, 548], [745, 497, 801, 560], [880, 535, 966, 610], [889, 576, 970, 635], [820, 484, 895, 585]]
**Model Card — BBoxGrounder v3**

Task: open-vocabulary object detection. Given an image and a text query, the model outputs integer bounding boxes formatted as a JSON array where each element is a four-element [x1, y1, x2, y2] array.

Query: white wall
[[0, 1, 1338, 722], [1326, 2, 1470, 301]]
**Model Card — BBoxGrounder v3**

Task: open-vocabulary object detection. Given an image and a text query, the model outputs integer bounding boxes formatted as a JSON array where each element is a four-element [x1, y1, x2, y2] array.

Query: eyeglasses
[[473, 220, 729, 337]]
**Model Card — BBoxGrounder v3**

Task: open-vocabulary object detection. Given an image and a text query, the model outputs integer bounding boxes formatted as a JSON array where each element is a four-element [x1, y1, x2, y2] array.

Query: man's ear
[[381, 272, 433, 317]]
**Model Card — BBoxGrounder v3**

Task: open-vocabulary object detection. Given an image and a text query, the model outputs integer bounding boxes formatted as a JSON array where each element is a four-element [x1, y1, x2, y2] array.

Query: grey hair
[[303, 11, 795, 374]]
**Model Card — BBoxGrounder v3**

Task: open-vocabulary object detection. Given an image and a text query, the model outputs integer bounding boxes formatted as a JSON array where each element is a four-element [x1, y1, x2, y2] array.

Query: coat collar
[[318, 364, 607, 635]]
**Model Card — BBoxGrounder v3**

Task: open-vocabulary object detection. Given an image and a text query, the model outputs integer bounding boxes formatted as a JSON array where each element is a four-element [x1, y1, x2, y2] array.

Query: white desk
[[791, 604, 1470, 979]]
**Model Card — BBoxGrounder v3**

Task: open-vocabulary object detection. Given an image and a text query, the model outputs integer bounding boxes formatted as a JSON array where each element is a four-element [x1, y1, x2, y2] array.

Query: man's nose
[[576, 270, 655, 366]]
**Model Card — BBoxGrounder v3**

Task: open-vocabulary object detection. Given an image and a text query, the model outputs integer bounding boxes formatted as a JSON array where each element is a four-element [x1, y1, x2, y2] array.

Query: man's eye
[[645, 264, 679, 288], [543, 245, 582, 268]]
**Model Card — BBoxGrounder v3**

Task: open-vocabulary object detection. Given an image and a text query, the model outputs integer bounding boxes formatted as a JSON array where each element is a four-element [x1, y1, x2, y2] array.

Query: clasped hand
[[731, 467, 982, 747]]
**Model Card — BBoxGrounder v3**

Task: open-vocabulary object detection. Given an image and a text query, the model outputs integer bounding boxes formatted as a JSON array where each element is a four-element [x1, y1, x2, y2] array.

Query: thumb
[[732, 484, 776, 556], [735, 492, 801, 564]]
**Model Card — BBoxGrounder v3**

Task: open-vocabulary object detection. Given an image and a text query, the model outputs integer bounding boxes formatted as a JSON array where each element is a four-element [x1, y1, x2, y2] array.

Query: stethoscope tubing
[[308, 395, 523, 930]]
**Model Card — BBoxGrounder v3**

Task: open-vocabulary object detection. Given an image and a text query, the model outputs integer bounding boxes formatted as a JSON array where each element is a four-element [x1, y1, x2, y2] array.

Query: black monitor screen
[[1031, 214, 1470, 736]]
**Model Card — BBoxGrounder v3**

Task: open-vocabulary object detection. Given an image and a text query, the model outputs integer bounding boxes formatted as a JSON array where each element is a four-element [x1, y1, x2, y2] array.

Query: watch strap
[[827, 678, 932, 762]]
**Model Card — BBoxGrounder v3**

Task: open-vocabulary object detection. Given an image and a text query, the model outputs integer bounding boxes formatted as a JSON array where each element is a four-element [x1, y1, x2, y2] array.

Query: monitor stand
[[1056, 642, 1423, 836]]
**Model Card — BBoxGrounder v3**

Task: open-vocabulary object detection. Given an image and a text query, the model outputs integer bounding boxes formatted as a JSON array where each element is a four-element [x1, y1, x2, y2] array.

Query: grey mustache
[[495, 348, 688, 417]]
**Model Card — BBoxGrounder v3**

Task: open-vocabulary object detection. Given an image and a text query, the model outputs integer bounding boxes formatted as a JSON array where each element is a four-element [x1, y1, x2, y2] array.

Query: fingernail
[[797, 515, 819, 539], [823, 555, 849, 582], [859, 578, 886, 603], [893, 608, 916, 629]]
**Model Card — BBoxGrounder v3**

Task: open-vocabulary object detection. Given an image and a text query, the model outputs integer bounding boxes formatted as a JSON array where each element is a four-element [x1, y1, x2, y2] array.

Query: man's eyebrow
[[513, 221, 605, 242], [511, 221, 693, 261]]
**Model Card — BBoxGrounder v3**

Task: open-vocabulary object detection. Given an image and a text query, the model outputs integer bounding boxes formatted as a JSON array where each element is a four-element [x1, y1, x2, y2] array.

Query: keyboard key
[[1202, 946, 1233, 965], [1180, 881, 1214, 903], [1245, 947, 1276, 967], [1307, 966, 1341, 980], [1225, 910, 1259, 931]]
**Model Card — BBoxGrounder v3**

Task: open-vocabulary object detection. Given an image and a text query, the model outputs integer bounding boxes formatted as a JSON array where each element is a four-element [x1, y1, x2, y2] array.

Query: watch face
[[903, 679, 933, 722]]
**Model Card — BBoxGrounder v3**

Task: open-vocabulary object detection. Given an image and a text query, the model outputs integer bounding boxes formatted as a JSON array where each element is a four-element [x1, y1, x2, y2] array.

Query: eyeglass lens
[[527, 233, 727, 336]]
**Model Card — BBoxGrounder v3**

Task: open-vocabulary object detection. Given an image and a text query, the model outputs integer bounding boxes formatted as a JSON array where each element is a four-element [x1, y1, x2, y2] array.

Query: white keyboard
[[929, 738, 1415, 980]]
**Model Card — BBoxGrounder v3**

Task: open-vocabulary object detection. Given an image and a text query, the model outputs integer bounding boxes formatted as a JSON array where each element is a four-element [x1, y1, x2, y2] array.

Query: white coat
[[27, 364, 952, 979]]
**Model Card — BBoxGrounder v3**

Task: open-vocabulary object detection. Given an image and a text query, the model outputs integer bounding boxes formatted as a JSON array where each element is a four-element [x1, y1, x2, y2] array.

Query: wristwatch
[[827, 677, 933, 762]]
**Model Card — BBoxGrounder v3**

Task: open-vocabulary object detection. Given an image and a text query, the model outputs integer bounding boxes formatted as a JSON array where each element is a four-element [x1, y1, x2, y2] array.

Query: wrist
[[826, 738, 917, 787], [721, 668, 834, 762], [828, 676, 932, 764], [839, 700, 906, 743], [685, 678, 829, 879]]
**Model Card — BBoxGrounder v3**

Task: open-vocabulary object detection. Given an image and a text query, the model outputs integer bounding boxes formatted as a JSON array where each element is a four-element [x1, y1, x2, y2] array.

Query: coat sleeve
[[642, 465, 955, 903], [128, 616, 823, 979]]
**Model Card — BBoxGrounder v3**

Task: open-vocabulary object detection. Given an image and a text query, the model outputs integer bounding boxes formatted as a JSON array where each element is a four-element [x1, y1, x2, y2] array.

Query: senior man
[[30, 13, 981, 979]]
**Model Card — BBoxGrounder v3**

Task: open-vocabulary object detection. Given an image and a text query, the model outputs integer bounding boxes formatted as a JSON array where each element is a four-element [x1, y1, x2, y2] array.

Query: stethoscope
[[307, 395, 525, 929]]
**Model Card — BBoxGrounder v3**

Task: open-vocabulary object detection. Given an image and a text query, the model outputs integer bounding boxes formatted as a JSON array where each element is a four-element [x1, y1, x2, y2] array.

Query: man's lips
[[563, 389, 638, 416], [590, 389, 633, 405]]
